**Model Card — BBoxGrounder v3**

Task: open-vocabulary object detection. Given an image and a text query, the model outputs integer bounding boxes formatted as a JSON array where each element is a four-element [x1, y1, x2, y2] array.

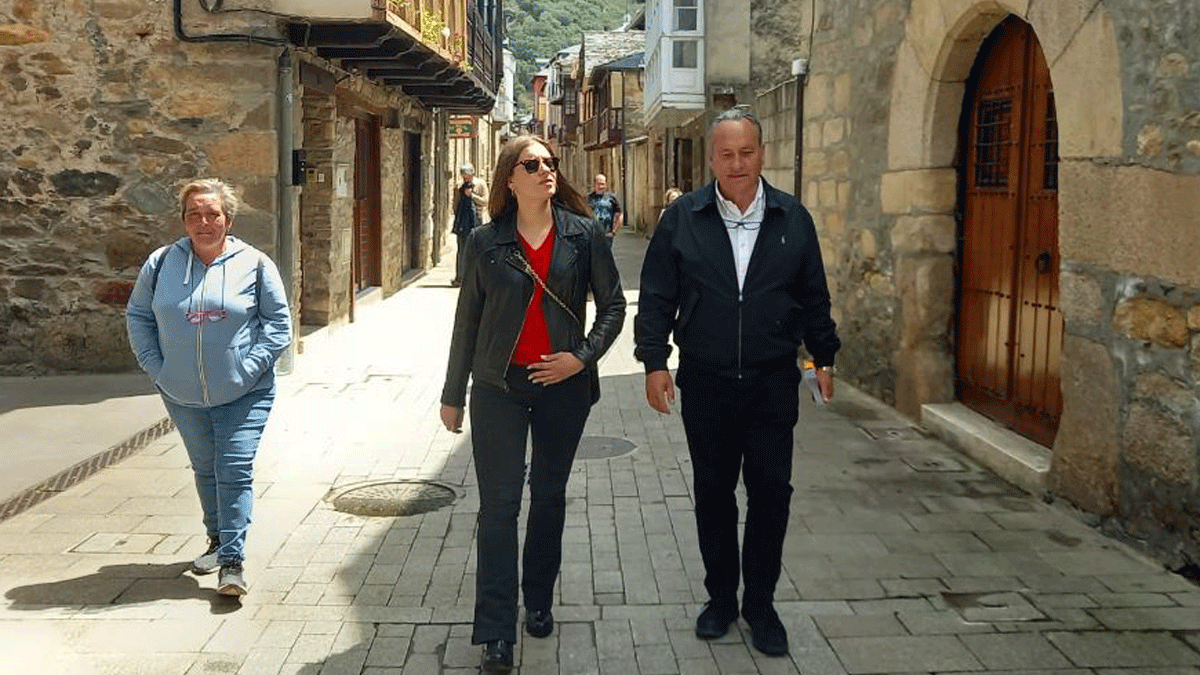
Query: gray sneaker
[[217, 563, 248, 596], [191, 537, 220, 575]]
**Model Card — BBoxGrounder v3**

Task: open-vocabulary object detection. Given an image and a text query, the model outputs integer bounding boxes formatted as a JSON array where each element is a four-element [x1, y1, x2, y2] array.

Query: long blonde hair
[[488, 136, 591, 221]]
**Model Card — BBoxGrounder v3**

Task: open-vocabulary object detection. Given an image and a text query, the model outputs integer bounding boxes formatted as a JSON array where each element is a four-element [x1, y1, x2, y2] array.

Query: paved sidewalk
[[2, 230, 1198, 675]]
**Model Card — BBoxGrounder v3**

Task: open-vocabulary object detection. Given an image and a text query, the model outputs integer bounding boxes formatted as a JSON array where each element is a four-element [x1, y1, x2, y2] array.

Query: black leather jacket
[[442, 202, 626, 407], [634, 179, 840, 379]]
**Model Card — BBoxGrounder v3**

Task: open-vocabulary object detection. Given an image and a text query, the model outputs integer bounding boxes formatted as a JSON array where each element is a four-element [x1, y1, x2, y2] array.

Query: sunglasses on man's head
[[518, 156, 560, 174]]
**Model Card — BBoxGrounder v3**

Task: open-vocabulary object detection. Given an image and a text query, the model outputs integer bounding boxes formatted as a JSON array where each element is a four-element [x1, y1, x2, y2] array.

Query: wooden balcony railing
[[582, 107, 624, 149]]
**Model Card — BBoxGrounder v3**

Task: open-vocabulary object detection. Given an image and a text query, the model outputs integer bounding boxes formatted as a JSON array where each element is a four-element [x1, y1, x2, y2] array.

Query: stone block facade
[[758, 0, 1200, 569], [0, 1, 453, 372], [0, 1, 279, 373]]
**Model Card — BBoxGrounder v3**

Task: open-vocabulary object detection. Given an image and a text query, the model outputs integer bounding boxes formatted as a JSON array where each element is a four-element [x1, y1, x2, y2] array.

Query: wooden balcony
[[582, 108, 623, 150], [275, 0, 502, 113]]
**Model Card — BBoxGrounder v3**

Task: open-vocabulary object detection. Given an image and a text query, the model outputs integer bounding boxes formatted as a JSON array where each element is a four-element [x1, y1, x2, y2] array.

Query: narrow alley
[[1, 231, 1195, 675]]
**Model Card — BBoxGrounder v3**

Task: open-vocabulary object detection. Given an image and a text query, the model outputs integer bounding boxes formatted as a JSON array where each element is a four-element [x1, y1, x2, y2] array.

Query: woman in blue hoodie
[[126, 179, 291, 597]]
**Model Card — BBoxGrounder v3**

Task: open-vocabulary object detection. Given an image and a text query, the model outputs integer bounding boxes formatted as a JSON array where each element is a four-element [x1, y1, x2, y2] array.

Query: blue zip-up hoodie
[[126, 236, 292, 408]]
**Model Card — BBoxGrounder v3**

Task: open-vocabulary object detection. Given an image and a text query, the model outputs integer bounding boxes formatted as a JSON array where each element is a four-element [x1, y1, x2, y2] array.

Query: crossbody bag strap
[[511, 250, 581, 328]]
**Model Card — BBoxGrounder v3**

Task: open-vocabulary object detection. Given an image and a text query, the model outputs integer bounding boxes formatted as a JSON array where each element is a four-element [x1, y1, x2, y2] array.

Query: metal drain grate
[[859, 426, 925, 441], [576, 436, 636, 460], [941, 591, 1046, 622], [0, 417, 175, 523], [327, 480, 457, 517]]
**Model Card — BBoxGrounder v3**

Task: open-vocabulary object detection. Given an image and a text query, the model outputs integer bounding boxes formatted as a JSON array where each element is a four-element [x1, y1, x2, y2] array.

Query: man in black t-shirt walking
[[587, 174, 623, 244]]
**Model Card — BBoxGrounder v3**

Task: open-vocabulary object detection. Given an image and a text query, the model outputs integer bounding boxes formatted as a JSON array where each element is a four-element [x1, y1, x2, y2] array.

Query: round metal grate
[[575, 436, 636, 460], [327, 480, 457, 517]]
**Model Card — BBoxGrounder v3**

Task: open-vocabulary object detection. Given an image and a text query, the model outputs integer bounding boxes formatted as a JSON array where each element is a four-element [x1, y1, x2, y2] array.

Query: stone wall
[[328, 114, 355, 317], [297, 59, 433, 326], [755, 79, 797, 195], [0, 0, 281, 373], [380, 128, 407, 294], [0, 1, 444, 370], [750, 0, 807, 91], [804, 0, 1200, 570], [799, 0, 907, 405], [299, 88, 336, 325]]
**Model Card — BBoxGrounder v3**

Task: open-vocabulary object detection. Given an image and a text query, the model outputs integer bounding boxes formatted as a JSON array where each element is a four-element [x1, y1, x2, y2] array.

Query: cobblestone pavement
[[2, 231, 1198, 675]]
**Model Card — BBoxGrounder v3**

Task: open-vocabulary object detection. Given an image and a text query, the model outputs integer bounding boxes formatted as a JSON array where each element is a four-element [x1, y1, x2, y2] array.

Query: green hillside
[[504, 0, 634, 113]]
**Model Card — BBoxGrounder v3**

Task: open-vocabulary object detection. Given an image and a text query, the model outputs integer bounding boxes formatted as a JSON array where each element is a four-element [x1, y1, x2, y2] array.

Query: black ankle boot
[[481, 639, 513, 673], [525, 608, 554, 638]]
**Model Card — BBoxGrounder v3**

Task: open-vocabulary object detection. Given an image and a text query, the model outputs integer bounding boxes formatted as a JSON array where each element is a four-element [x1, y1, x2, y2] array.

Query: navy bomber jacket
[[634, 178, 840, 379]]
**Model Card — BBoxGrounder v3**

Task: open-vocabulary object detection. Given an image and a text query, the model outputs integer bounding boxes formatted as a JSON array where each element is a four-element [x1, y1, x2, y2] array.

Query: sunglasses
[[518, 156, 560, 174], [185, 309, 228, 325]]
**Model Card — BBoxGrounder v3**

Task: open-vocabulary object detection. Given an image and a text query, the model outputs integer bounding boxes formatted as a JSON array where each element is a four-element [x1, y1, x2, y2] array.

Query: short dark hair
[[709, 106, 763, 145]]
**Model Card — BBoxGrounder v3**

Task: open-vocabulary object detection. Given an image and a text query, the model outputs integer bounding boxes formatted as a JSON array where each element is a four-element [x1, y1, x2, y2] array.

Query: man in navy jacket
[[634, 107, 840, 657]]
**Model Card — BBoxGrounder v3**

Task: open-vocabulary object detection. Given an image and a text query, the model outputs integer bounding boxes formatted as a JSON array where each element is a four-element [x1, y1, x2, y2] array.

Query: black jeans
[[454, 232, 469, 282], [469, 365, 591, 644], [677, 359, 800, 611]]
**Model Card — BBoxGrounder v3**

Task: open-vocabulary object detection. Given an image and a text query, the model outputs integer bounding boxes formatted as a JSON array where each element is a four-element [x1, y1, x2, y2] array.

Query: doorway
[[957, 17, 1062, 447], [353, 115, 382, 291], [406, 132, 423, 273]]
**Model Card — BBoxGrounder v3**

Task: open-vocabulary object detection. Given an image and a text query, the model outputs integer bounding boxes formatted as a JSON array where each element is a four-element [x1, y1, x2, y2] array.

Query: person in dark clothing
[[633, 108, 840, 657], [451, 163, 488, 286], [587, 173, 623, 243], [441, 136, 626, 673]]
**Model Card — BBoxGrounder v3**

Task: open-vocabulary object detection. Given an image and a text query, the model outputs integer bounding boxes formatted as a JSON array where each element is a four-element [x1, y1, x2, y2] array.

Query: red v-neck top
[[511, 225, 555, 366]]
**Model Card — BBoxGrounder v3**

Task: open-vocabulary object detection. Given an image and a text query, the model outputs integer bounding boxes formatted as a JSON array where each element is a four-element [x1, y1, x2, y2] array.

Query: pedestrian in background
[[451, 162, 489, 287], [660, 186, 684, 222], [440, 136, 626, 673], [126, 178, 292, 598], [634, 108, 840, 656], [587, 173, 623, 243]]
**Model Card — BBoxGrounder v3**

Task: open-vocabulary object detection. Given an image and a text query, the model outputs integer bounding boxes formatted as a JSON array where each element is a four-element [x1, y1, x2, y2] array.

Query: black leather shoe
[[480, 640, 513, 673], [695, 600, 739, 639], [525, 608, 554, 638], [743, 604, 788, 656]]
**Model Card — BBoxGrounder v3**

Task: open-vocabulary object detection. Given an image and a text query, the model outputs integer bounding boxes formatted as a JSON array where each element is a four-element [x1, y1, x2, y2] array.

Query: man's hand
[[440, 404, 464, 433], [527, 352, 585, 385], [816, 369, 835, 401], [645, 370, 675, 414]]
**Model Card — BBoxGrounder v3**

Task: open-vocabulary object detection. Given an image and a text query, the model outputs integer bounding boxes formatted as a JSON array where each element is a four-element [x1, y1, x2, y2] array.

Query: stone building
[[641, 0, 802, 226], [575, 31, 646, 227], [0, 0, 505, 373], [754, 0, 1200, 569]]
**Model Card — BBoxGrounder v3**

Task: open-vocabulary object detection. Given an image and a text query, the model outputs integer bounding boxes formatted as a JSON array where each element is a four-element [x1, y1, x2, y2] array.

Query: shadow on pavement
[[0, 374, 158, 416], [4, 562, 243, 615]]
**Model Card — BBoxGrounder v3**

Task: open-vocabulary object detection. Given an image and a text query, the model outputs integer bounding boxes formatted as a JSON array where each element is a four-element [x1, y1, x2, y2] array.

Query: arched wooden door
[[957, 17, 1062, 447]]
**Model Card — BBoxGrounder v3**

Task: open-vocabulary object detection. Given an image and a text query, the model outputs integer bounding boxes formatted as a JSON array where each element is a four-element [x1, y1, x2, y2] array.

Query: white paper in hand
[[802, 365, 826, 407]]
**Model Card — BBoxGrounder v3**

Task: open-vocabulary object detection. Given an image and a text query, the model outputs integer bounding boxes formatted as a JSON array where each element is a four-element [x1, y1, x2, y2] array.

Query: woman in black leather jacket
[[440, 136, 626, 673]]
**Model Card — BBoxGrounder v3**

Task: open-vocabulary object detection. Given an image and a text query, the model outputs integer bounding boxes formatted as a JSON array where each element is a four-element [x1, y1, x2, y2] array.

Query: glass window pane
[[675, 8, 697, 31], [672, 40, 698, 69]]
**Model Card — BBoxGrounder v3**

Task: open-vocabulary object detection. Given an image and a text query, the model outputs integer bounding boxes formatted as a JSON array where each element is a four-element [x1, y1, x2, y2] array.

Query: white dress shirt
[[715, 178, 766, 292]]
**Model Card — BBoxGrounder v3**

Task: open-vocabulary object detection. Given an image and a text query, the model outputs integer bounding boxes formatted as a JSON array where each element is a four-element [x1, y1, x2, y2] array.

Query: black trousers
[[677, 359, 800, 610], [469, 365, 591, 644], [454, 232, 469, 282]]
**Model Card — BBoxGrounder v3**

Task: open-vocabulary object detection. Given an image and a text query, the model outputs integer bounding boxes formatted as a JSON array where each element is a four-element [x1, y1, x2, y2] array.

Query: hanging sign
[[448, 115, 476, 139]]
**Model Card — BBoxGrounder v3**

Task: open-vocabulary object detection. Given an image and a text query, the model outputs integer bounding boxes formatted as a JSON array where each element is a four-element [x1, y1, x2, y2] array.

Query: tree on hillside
[[504, 0, 632, 112]]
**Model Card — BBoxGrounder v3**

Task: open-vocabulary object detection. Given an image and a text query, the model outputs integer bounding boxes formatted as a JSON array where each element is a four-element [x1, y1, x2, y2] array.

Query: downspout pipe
[[792, 58, 809, 198], [620, 71, 630, 234], [275, 48, 296, 374]]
